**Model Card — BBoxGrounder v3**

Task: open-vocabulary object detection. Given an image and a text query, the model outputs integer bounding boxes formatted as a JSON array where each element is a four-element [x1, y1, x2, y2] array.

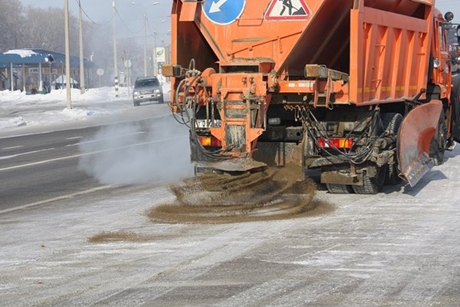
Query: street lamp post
[[152, 19, 165, 77], [64, 0, 72, 109], [113, 0, 119, 97], [78, 0, 85, 94], [143, 14, 147, 77], [153, 31, 157, 76]]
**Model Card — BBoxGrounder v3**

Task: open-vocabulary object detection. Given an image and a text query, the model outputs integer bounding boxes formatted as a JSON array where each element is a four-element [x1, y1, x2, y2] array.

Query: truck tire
[[352, 164, 386, 194], [451, 80, 460, 143], [326, 183, 354, 194], [429, 109, 446, 166], [321, 166, 354, 194], [381, 113, 403, 185]]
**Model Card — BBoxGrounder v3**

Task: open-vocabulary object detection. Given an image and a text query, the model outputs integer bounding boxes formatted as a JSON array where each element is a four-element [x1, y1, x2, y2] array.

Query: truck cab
[[443, 12, 460, 73]]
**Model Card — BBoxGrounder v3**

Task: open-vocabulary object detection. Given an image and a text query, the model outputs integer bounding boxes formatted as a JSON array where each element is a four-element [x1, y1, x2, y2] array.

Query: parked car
[[132, 76, 164, 106]]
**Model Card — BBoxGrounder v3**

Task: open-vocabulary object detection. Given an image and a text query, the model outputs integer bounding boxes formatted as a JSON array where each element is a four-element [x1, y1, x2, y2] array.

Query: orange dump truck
[[165, 0, 460, 194]]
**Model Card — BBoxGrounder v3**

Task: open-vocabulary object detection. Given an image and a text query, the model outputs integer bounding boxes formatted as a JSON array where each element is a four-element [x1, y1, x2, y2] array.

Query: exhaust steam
[[78, 116, 194, 185]]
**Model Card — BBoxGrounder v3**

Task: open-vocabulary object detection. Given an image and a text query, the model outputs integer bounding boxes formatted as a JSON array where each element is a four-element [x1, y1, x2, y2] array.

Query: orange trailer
[[165, 0, 460, 194]]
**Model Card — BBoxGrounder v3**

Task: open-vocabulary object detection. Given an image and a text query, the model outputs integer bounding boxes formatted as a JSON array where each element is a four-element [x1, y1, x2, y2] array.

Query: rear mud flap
[[397, 100, 442, 187]]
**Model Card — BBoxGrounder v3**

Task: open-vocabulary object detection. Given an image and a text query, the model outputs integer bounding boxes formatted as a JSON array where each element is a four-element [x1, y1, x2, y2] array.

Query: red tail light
[[198, 136, 222, 147], [318, 137, 353, 149]]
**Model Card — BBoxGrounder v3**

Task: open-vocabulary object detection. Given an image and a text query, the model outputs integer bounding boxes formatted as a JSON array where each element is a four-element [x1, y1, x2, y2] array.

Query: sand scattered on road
[[88, 165, 335, 243], [88, 231, 154, 243], [147, 164, 335, 224]]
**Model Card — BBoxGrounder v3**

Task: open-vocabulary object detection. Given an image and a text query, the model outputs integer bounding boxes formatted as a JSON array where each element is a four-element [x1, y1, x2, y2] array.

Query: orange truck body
[[166, 0, 460, 193]]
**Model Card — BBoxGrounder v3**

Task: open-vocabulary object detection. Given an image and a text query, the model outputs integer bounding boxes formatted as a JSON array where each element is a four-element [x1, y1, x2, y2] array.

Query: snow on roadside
[[0, 83, 171, 130], [0, 116, 27, 129]]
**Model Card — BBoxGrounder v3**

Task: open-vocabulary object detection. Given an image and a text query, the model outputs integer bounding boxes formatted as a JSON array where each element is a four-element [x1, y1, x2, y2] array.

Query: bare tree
[[0, 1, 146, 87], [23, 6, 94, 57], [0, 0, 26, 52]]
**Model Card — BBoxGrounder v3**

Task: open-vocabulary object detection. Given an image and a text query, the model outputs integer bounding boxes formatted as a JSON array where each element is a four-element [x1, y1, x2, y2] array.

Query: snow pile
[[0, 116, 27, 129], [0, 86, 131, 104]]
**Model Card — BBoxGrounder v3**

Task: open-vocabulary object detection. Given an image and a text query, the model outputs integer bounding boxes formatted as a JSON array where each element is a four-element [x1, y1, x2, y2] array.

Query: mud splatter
[[147, 164, 335, 224], [88, 231, 154, 243]]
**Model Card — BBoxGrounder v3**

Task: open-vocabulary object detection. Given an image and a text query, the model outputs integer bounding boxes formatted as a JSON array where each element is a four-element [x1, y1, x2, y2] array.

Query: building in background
[[0, 49, 96, 94]]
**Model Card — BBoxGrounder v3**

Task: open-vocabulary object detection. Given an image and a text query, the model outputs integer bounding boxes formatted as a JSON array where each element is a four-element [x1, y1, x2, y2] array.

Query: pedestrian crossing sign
[[265, 0, 311, 20]]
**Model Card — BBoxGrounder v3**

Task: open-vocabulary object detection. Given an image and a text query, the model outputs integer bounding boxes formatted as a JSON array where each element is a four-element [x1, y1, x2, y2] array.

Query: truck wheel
[[321, 166, 354, 194], [326, 184, 354, 194], [303, 131, 317, 168], [450, 83, 460, 144], [381, 113, 403, 185], [352, 164, 386, 194], [385, 162, 401, 185], [429, 109, 446, 166]]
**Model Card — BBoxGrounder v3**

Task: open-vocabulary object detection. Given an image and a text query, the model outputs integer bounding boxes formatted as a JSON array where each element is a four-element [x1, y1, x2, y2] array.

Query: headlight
[[154, 89, 160, 93], [133, 91, 140, 95]]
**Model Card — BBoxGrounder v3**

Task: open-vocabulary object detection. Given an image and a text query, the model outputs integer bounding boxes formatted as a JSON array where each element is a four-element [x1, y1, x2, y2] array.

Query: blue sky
[[19, 0, 460, 23], [437, 0, 460, 21]]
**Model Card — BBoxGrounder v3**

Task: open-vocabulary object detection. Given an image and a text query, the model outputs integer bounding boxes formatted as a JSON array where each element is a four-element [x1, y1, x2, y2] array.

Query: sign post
[[96, 68, 104, 88]]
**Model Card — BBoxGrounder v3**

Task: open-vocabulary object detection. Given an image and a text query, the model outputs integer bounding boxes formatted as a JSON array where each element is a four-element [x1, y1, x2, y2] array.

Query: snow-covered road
[[1, 86, 460, 306], [0, 149, 459, 306]]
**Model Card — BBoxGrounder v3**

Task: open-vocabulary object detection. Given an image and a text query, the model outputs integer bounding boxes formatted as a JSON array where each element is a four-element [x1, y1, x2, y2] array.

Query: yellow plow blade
[[397, 100, 442, 187]]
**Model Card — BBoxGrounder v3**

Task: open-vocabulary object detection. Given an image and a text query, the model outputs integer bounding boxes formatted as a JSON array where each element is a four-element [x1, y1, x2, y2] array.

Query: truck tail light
[[198, 136, 222, 147], [318, 137, 353, 149]]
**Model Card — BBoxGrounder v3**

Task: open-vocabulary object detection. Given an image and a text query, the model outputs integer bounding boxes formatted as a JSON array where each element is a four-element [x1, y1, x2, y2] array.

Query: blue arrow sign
[[203, 0, 246, 25]]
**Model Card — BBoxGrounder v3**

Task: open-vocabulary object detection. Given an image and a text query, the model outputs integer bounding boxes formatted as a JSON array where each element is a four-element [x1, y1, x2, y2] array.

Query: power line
[[74, 0, 112, 26], [115, 6, 143, 34], [75, 1, 170, 37]]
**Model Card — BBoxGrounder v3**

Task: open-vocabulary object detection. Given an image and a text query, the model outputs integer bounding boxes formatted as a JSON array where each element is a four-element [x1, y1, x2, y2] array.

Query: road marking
[[0, 148, 55, 160], [77, 131, 146, 145], [0, 152, 84, 170], [66, 136, 83, 140], [0, 135, 187, 172], [0, 185, 114, 215], [2, 145, 24, 150], [64, 132, 145, 148]]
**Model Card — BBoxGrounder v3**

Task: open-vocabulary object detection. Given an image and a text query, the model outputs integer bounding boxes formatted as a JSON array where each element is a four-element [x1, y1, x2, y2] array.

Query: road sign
[[265, 0, 311, 21], [155, 47, 166, 63], [203, 0, 246, 25]]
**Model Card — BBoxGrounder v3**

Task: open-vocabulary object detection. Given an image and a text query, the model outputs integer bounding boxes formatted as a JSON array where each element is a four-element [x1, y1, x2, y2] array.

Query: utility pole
[[132, 1, 158, 76], [78, 0, 85, 94], [113, 1, 119, 97], [64, 0, 72, 109], [153, 32, 157, 76]]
